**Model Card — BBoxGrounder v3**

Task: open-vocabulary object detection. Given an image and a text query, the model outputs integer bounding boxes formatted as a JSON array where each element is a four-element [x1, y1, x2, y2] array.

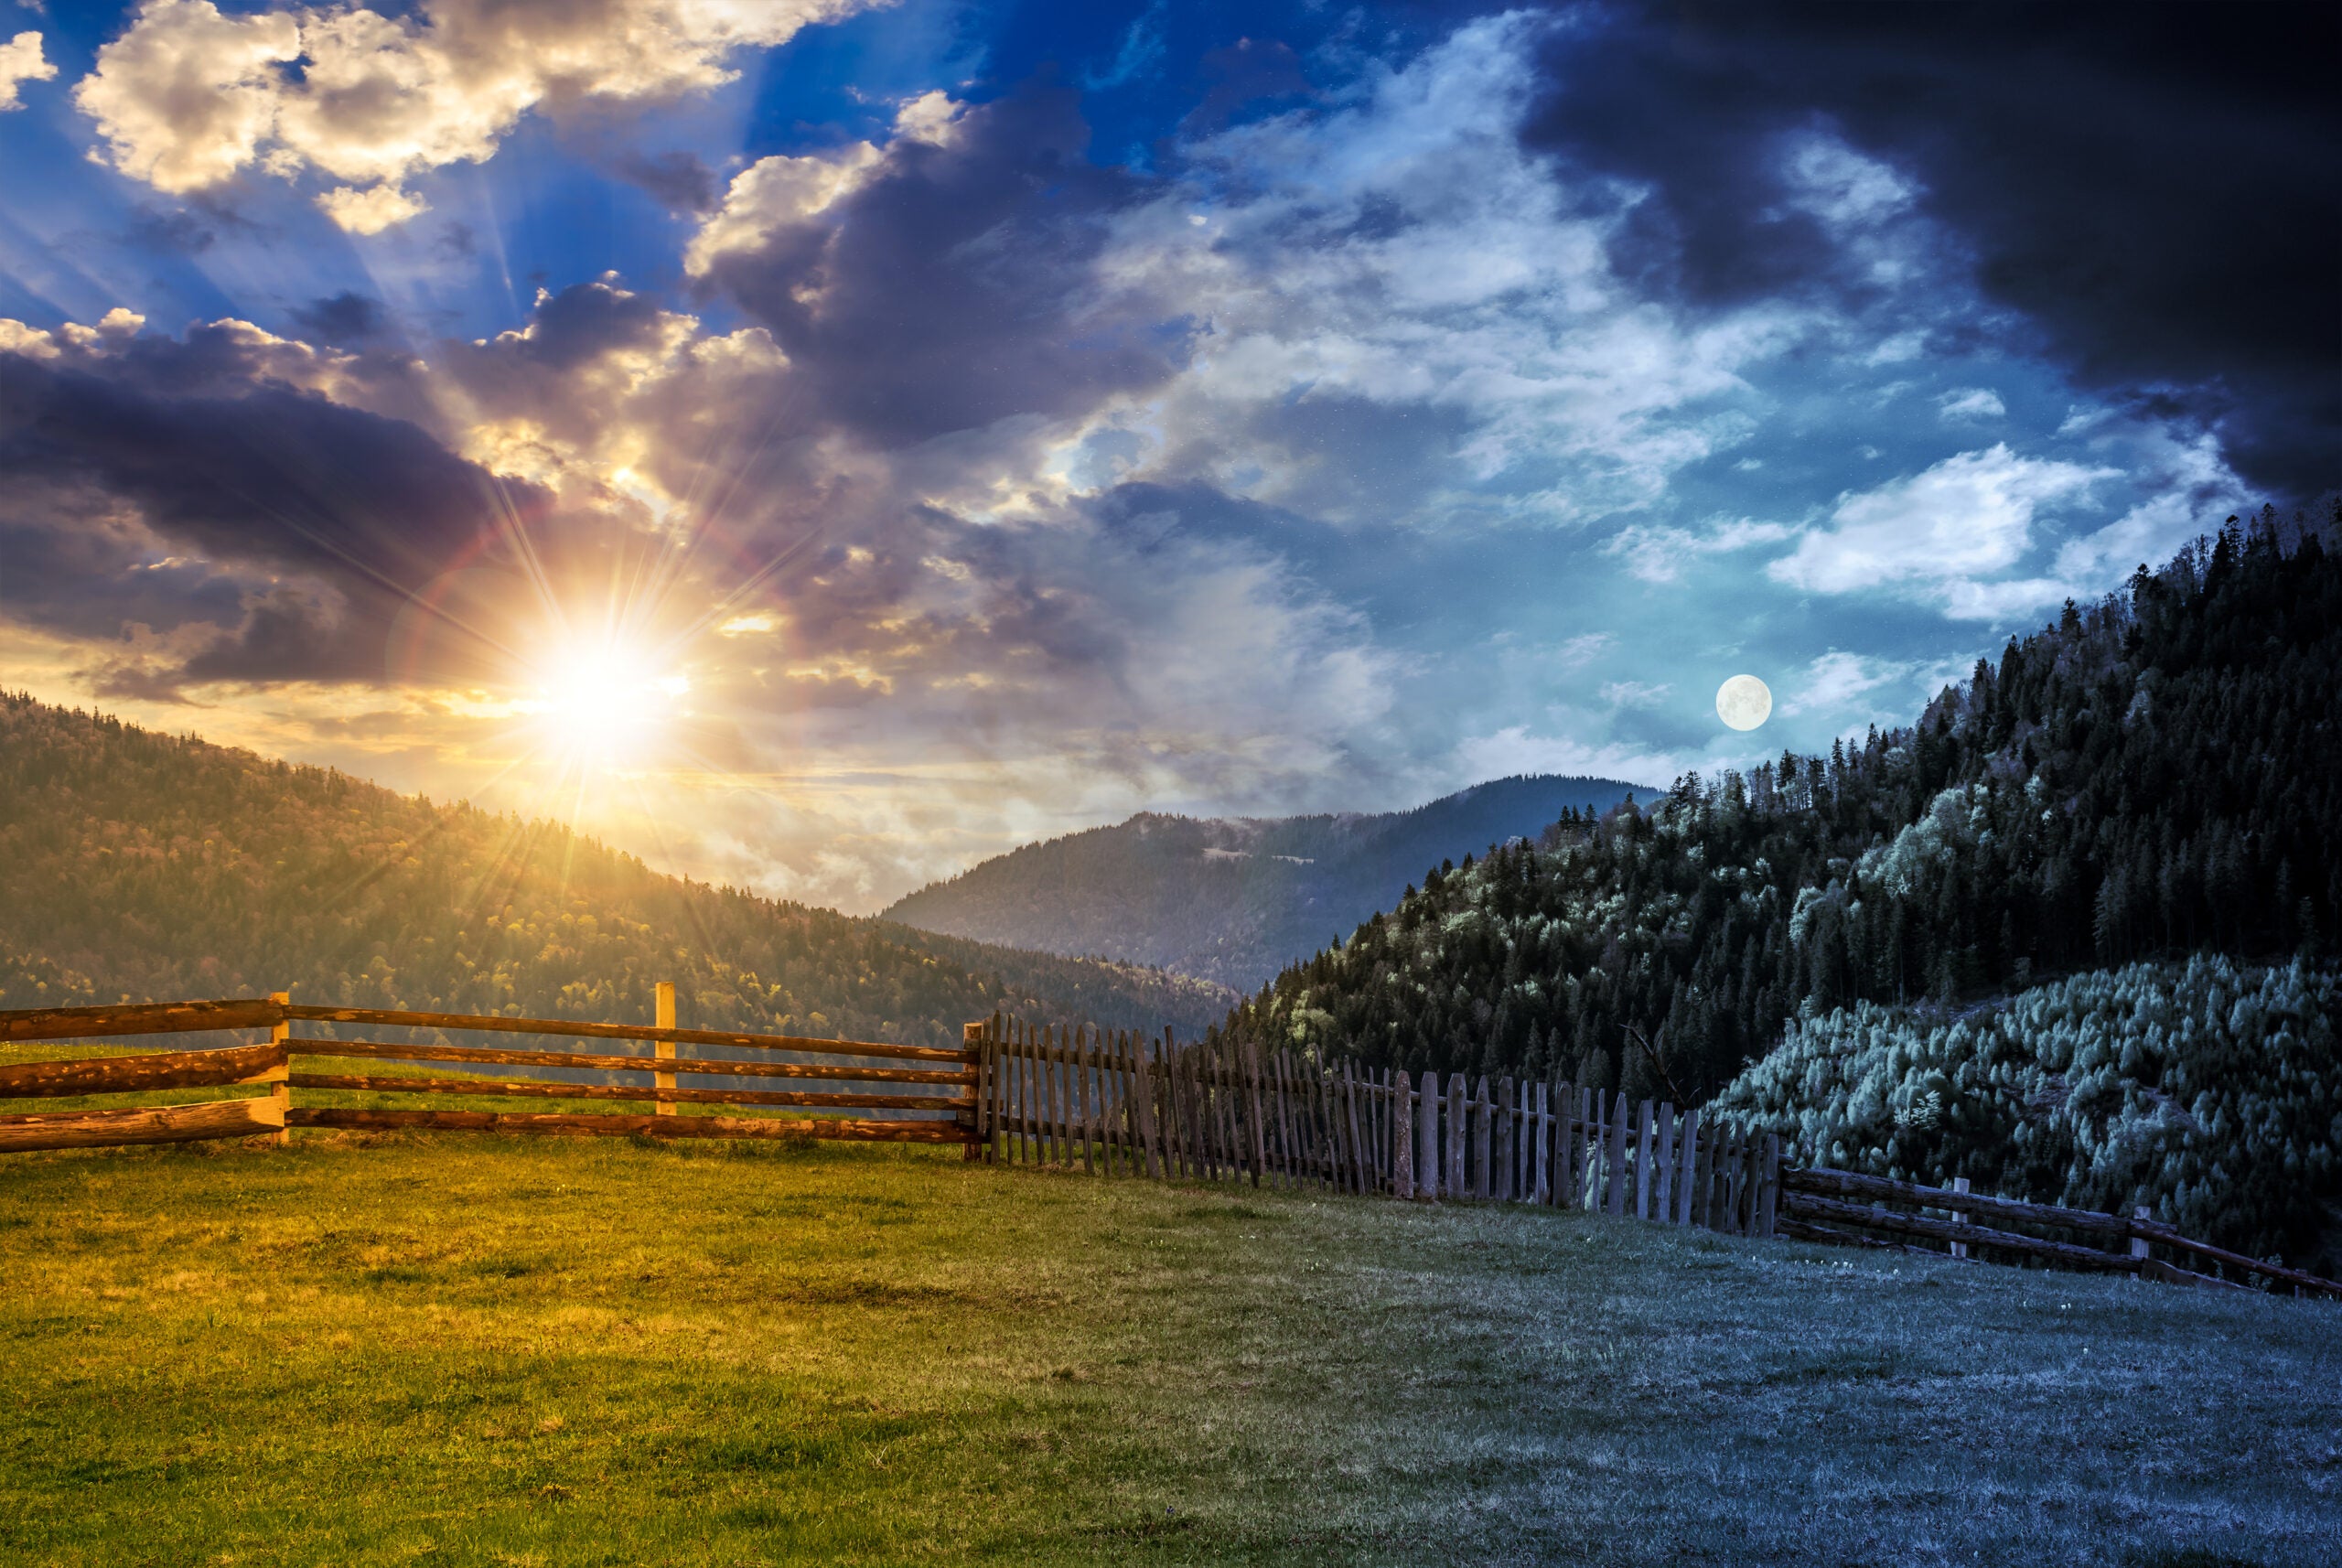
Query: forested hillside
[[1220, 502, 2342, 1106], [0, 697, 1234, 1045], [884, 775, 1649, 989], [1704, 956, 2341, 1274]]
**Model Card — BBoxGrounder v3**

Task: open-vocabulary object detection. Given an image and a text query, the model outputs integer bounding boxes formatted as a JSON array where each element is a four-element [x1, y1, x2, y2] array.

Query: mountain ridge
[[883, 775, 1655, 990]]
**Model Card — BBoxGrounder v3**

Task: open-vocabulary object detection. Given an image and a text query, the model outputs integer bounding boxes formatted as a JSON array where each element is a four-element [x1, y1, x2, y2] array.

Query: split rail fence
[[1778, 1165, 2342, 1299], [970, 1016, 1780, 1236], [0, 993, 974, 1151]]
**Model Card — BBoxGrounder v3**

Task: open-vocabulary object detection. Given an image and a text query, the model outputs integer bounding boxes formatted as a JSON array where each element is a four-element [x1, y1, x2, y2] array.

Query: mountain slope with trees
[[1704, 955, 2341, 1275], [884, 775, 1652, 990], [1220, 502, 2342, 1101], [0, 696, 1234, 1044]]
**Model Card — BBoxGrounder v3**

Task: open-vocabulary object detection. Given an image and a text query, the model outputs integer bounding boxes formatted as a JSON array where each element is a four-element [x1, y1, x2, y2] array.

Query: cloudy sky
[[0, 0, 2333, 912]]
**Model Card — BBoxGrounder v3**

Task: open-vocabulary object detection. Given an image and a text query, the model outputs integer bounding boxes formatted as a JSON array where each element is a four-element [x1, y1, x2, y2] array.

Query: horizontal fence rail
[[0, 990, 976, 1154], [1777, 1165, 2342, 1300]]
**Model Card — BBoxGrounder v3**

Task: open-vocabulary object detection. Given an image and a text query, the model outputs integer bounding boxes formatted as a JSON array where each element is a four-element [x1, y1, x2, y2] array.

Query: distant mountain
[[882, 776, 1654, 990], [0, 695, 1236, 1043]]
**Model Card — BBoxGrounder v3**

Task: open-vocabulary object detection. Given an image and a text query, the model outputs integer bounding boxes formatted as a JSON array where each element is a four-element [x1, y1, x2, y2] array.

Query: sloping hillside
[[883, 775, 1650, 989], [1707, 956, 2342, 1273], [0, 695, 1233, 1043], [1220, 501, 2342, 1100]]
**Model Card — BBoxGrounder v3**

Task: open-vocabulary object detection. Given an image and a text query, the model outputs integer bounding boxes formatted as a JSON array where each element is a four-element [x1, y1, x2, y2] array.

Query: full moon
[[1717, 674, 1772, 731]]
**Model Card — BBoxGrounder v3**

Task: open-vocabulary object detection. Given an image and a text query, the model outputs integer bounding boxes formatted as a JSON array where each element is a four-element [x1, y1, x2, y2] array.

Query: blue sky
[[0, 0, 2332, 911]]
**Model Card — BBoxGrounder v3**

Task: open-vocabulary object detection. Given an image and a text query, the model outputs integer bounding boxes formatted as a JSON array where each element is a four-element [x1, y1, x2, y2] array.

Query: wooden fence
[[1779, 1165, 2342, 1300], [0, 993, 975, 1152], [969, 1016, 1781, 1236], [9, 996, 2335, 1298]]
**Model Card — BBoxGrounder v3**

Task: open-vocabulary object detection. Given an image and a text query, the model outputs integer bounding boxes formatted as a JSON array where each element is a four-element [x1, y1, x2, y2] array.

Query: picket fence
[[969, 1015, 1780, 1235]]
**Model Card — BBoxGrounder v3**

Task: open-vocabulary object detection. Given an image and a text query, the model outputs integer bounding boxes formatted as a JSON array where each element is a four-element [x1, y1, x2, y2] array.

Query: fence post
[[1950, 1176, 1971, 1258], [1392, 1067, 1415, 1199], [1533, 1081, 1552, 1205], [1494, 1076, 1513, 1202], [1242, 1038, 1268, 1187], [965, 1021, 987, 1161], [268, 991, 291, 1146], [1467, 1077, 1487, 1199], [1416, 1069, 1439, 1198], [1606, 1091, 1630, 1217], [1635, 1099, 1656, 1220], [1674, 1107, 1699, 1225], [1759, 1134, 1780, 1238], [1653, 1103, 1675, 1224], [653, 981, 677, 1116], [2131, 1205, 2152, 1273], [1445, 1073, 1466, 1198]]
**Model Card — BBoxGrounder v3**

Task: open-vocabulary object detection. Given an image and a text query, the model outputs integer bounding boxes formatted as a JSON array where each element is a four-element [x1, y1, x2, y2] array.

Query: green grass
[[1, 1125, 2338, 1566]]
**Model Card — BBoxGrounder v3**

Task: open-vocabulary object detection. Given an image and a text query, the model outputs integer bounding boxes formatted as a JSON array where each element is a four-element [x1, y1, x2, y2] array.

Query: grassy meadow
[[1, 1115, 2337, 1565]]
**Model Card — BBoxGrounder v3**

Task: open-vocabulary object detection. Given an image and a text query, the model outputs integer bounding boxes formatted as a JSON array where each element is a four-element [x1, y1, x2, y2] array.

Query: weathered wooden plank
[[1391, 1066, 1414, 1200], [1673, 1108, 1699, 1226], [1241, 1038, 1267, 1187], [1345, 1062, 1369, 1195], [1464, 1077, 1484, 1200], [1785, 1166, 2158, 1241], [287, 1037, 971, 1085], [1605, 1090, 1629, 1217], [284, 1004, 965, 1063], [0, 1095, 286, 1151], [1653, 1103, 1676, 1225], [265, 991, 292, 1146], [1758, 1133, 1781, 1238], [1081, 1026, 1101, 1176], [1532, 1080, 1552, 1206], [1494, 1076, 1513, 1202], [1132, 1034, 1159, 1179], [1634, 1099, 1655, 1220], [0, 1041, 286, 1099], [286, 1073, 970, 1111], [1055, 1023, 1071, 1168], [652, 982, 677, 1118], [288, 1108, 967, 1144], [1227, 1043, 1245, 1179], [1782, 1191, 2142, 1273], [1439, 1073, 1460, 1198], [0, 998, 281, 1044]]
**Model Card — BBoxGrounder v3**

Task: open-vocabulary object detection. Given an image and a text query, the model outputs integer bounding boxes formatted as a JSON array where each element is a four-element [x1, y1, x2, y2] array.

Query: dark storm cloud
[[0, 342, 552, 686], [611, 149, 721, 213], [289, 291, 388, 346], [1520, 0, 2341, 494], [695, 81, 1196, 446]]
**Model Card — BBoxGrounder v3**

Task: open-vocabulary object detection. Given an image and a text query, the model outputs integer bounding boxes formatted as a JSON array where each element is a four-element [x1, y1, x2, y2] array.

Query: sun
[[520, 639, 690, 763]]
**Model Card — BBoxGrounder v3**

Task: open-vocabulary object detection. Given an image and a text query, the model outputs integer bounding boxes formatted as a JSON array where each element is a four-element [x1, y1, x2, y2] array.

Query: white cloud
[[1938, 386, 2005, 421], [1078, 13, 1808, 524], [1779, 134, 1915, 229], [314, 181, 428, 235], [1554, 632, 1613, 670], [1778, 650, 1905, 717], [1767, 445, 2115, 610], [0, 29, 55, 111], [1602, 516, 1792, 585], [1600, 680, 1671, 708], [686, 141, 883, 273], [75, 0, 876, 229]]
